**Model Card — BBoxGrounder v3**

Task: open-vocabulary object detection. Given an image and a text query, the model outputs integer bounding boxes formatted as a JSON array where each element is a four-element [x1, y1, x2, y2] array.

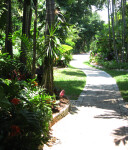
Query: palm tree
[[20, 0, 32, 65], [42, 0, 55, 95]]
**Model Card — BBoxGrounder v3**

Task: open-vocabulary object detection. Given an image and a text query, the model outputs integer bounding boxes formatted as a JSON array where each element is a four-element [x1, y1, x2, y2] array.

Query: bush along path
[[44, 53, 128, 150]]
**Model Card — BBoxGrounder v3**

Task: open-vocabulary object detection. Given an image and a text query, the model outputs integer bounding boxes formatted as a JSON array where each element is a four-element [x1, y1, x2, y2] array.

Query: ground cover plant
[[54, 65, 86, 100], [0, 78, 53, 150], [90, 52, 128, 70], [0, 54, 54, 150], [84, 61, 128, 102]]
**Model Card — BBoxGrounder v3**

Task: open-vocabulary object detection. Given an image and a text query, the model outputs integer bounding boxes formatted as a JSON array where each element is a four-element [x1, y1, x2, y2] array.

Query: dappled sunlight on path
[[44, 53, 128, 150]]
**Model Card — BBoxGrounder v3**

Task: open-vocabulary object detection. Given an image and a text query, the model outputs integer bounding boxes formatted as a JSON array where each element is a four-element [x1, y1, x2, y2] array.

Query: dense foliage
[[0, 53, 53, 149], [0, 79, 52, 150], [0, 0, 114, 148], [90, 1, 128, 67]]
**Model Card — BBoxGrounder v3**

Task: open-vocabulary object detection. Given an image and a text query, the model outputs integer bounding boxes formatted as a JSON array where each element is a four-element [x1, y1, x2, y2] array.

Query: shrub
[[0, 78, 52, 150], [0, 53, 30, 80]]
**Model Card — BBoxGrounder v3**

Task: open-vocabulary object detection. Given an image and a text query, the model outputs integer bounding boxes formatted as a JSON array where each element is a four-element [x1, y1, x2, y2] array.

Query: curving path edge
[[44, 53, 128, 150]]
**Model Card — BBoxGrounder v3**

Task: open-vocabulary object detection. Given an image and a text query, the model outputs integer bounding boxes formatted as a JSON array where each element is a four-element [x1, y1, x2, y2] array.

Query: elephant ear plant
[[0, 78, 52, 150]]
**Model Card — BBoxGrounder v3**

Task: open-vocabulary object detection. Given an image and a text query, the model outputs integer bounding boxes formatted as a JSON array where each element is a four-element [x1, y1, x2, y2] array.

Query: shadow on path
[[69, 54, 128, 147], [113, 126, 128, 146]]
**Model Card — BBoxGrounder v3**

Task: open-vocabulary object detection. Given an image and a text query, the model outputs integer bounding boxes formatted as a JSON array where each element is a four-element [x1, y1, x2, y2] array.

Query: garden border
[[50, 103, 70, 127], [90, 63, 128, 71]]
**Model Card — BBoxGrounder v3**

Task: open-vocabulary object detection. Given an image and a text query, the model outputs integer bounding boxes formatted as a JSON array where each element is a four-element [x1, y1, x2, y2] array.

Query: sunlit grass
[[84, 61, 128, 102], [54, 65, 86, 100], [105, 70, 128, 102]]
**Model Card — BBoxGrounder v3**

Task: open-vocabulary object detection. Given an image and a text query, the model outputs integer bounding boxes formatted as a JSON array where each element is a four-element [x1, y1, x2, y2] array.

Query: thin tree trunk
[[115, 0, 118, 26], [28, 7, 32, 38], [121, 0, 126, 62], [5, 0, 13, 58], [32, 0, 38, 79], [125, 0, 128, 61], [107, 0, 111, 50], [111, 0, 118, 62]]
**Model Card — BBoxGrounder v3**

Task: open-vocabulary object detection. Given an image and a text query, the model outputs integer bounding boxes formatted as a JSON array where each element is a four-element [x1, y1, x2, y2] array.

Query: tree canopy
[[0, 0, 112, 93]]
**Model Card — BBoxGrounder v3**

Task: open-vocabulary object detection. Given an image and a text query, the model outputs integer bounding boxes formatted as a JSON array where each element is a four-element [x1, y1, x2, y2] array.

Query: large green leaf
[[58, 44, 73, 53]]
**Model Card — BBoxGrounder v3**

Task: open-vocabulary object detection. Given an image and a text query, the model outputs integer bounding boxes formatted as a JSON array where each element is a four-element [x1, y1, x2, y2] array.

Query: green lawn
[[84, 61, 128, 102], [105, 70, 128, 102], [54, 66, 86, 100], [54, 62, 128, 102]]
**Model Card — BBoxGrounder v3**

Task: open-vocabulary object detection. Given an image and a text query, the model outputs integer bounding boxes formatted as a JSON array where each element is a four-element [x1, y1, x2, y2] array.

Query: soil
[[52, 97, 69, 114]]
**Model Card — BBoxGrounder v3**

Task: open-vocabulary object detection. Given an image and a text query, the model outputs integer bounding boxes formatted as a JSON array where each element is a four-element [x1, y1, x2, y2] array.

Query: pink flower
[[59, 90, 65, 97]]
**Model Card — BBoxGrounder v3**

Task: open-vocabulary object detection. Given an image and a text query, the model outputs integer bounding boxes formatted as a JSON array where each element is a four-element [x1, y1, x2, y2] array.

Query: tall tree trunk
[[5, 0, 13, 58], [20, 0, 31, 65], [42, 0, 55, 95], [45, 0, 55, 34], [32, 0, 38, 79], [28, 7, 32, 38], [107, 0, 111, 51], [115, 0, 118, 26], [121, 0, 126, 62], [125, 0, 128, 61], [111, 0, 118, 62]]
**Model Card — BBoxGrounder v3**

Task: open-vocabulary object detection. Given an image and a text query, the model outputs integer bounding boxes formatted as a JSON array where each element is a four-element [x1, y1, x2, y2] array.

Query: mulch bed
[[52, 97, 69, 114]]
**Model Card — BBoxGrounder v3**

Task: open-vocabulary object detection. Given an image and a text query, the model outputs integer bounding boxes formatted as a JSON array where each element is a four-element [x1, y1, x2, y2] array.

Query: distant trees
[[90, 0, 128, 64], [107, 0, 128, 62], [56, 0, 106, 53]]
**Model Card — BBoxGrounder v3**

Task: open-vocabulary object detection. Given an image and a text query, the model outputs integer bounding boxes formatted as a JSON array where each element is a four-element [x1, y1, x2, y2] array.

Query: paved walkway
[[44, 54, 128, 150]]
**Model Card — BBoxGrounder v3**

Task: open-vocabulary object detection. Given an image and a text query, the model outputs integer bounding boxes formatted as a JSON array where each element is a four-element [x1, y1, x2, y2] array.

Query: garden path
[[44, 53, 128, 150]]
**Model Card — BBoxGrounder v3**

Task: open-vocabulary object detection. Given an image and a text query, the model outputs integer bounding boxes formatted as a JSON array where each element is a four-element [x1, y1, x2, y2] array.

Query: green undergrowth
[[54, 65, 86, 100], [84, 61, 128, 102]]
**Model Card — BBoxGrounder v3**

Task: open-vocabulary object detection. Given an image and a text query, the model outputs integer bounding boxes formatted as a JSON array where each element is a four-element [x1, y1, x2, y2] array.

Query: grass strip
[[54, 65, 86, 100], [84, 61, 128, 102]]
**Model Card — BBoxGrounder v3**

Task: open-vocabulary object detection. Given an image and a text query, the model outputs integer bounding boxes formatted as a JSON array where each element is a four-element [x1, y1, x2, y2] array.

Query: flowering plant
[[10, 125, 21, 136], [11, 98, 20, 105], [59, 90, 65, 97], [32, 80, 38, 87], [0, 78, 52, 150]]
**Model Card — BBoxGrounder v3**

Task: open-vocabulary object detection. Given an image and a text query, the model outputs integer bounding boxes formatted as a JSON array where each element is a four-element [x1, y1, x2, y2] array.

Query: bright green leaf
[[58, 44, 73, 53]]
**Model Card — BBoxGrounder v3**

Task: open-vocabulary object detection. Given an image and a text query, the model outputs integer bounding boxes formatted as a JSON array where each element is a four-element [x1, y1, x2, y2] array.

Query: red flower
[[32, 81, 38, 87], [59, 90, 65, 97], [11, 98, 20, 105], [10, 125, 21, 136]]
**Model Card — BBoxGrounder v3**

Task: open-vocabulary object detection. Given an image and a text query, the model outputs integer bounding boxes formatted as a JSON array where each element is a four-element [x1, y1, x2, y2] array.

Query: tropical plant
[[0, 52, 30, 80], [0, 77, 52, 150]]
